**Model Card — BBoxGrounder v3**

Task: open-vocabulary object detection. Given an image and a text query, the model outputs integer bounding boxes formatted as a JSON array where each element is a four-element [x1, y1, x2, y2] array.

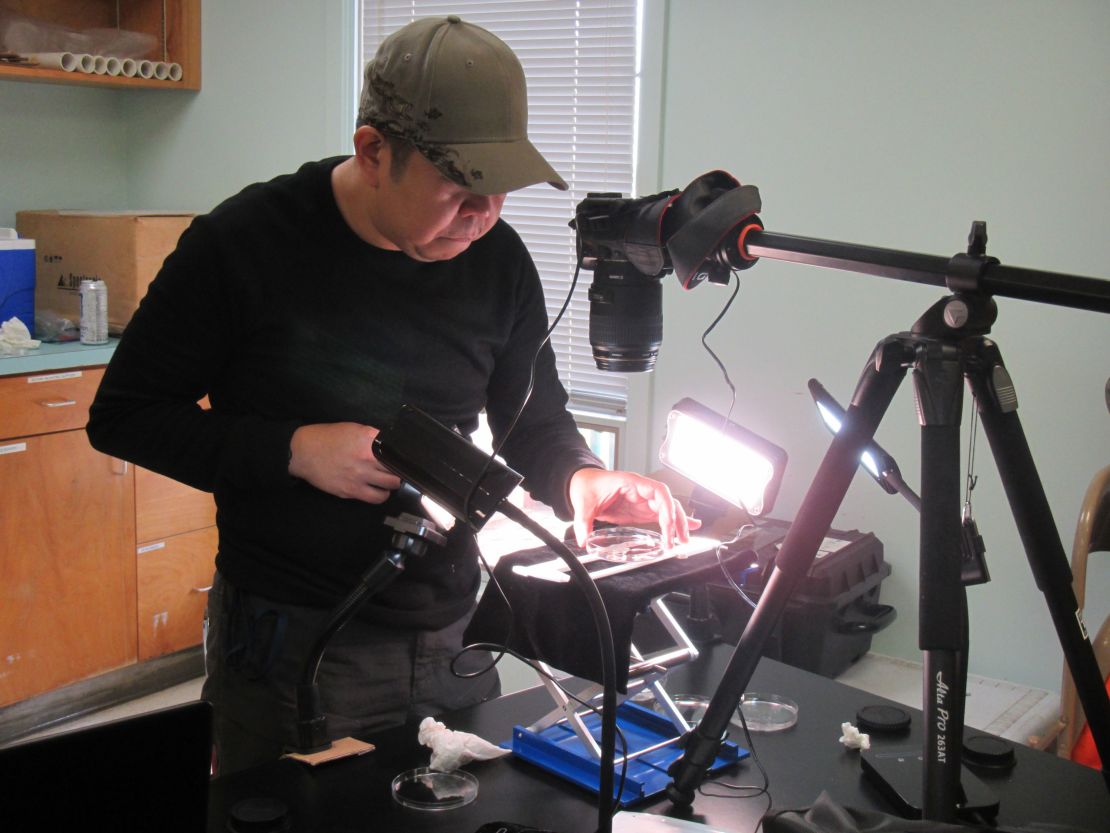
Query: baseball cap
[[357, 15, 568, 196]]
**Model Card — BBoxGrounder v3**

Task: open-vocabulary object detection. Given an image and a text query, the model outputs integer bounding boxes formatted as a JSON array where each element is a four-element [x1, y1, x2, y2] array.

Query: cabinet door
[[136, 526, 217, 661], [0, 430, 136, 707], [136, 466, 216, 544]]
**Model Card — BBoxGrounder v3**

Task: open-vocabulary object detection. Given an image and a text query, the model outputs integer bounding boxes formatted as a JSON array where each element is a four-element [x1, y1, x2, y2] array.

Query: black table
[[207, 644, 1109, 832]]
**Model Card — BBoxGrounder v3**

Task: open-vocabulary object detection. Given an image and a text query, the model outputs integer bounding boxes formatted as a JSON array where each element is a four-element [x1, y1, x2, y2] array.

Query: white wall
[[638, 0, 1109, 692]]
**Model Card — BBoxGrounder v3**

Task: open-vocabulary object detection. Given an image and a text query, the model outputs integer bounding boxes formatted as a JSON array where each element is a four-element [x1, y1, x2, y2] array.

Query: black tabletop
[[208, 644, 1109, 833]]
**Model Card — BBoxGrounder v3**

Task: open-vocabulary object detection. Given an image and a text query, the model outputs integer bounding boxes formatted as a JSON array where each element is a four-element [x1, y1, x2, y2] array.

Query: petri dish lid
[[586, 526, 665, 563], [391, 767, 478, 811], [645, 693, 711, 725], [738, 693, 799, 732]]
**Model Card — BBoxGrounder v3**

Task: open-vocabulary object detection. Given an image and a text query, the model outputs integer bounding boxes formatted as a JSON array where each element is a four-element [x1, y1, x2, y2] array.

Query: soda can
[[79, 278, 109, 345]]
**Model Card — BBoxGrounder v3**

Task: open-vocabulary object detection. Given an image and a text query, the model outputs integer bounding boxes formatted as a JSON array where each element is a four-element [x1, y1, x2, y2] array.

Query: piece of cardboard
[[283, 736, 375, 766], [15, 210, 194, 334]]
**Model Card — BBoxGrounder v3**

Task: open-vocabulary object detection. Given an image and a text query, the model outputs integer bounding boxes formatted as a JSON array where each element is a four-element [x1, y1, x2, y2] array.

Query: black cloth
[[465, 540, 751, 692], [87, 156, 601, 630], [764, 792, 1101, 833]]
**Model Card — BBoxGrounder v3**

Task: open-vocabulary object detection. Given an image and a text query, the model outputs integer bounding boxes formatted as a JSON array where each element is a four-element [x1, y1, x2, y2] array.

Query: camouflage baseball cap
[[358, 16, 568, 196]]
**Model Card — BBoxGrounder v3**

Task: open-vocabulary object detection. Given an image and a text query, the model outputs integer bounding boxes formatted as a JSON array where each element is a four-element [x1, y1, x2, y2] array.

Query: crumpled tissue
[[0, 317, 41, 355], [418, 716, 510, 771], [839, 721, 871, 750]]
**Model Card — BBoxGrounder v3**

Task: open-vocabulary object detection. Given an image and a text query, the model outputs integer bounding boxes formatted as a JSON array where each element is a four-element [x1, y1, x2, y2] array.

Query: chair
[[1030, 464, 1110, 761]]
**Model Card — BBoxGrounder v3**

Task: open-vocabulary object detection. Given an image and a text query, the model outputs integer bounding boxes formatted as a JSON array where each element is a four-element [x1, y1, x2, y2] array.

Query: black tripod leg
[[967, 343, 1110, 789], [666, 336, 910, 806], [913, 342, 968, 821]]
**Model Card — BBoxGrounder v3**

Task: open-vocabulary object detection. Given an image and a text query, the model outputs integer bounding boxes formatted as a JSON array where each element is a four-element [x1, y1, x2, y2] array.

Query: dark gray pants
[[201, 571, 500, 775]]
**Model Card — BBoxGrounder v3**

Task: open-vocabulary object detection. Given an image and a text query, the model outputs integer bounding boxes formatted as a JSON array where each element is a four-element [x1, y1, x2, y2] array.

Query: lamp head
[[658, 398, 787, 516], [372, 404, 523, 532]]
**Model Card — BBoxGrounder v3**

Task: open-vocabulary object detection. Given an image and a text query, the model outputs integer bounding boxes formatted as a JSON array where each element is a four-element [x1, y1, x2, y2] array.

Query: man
[[87, 16, 694, 774]]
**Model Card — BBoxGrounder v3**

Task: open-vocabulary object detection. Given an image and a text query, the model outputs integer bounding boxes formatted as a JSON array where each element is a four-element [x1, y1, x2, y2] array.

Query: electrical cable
[[444, 255, 623, 828], [701, 272, 743, 423], [495, 500, 621, 828], [710, 524, 762, 610], [460, 259, 583, 525], [695, 703, 773, 818]]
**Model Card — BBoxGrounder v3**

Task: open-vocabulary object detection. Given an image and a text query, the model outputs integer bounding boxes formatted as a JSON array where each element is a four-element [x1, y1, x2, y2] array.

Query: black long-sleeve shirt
[[87, 157, 600, 629]]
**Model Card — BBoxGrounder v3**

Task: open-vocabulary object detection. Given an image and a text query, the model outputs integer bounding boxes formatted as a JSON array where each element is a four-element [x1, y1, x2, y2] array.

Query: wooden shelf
[[0, 0, 200, 91]]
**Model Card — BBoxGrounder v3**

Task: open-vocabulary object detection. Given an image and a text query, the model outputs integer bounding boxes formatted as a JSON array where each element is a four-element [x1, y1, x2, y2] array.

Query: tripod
[[666, 223, 1110, 820]]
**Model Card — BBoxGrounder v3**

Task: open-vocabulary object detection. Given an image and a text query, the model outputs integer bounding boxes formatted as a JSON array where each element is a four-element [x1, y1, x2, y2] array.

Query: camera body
[[571, 172, 763, 372], [573, 190, 677, 372]]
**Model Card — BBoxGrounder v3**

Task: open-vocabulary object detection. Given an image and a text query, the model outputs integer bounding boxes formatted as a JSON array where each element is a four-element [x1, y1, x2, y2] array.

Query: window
[[358, 1, 639, 418]]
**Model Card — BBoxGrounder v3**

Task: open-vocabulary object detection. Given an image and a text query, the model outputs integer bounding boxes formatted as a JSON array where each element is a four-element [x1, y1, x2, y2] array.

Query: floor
[[16, 649, 1059, 748]]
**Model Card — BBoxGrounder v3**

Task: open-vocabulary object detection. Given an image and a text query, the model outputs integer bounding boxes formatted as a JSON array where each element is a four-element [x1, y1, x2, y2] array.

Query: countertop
[[0, 339, 117, 377]]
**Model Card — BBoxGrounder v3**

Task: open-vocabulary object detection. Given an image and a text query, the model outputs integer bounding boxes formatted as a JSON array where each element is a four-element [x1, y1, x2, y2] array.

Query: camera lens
[[588, 276, 662, 372]]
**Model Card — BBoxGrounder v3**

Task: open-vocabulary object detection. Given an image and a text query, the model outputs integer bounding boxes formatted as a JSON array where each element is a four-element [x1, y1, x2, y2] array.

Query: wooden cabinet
[[0, 0, 201, 90], [0, 363, 218, 706], [0, 367, 137, 708], [135, 468, 217, 661]]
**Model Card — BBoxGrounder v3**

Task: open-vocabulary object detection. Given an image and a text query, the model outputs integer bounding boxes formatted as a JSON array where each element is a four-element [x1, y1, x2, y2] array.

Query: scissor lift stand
[[506, 597, 746, 805]]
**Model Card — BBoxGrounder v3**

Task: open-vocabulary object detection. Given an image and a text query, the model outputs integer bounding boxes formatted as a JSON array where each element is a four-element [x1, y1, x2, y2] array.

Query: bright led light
[[815, 393, 880, 478], [859, 450, 880, 479], [659, 401, 786, 516], [816, 402, 843, 433]]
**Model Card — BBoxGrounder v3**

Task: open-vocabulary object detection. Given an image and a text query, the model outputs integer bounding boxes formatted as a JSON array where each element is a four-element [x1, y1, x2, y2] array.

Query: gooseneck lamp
[[371, 404, 622, 833]]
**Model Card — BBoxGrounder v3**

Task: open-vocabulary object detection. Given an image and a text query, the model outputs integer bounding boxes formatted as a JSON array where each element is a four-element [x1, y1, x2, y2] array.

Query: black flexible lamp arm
[[294, 512, 447, 755], [372, 404, 621, 833]]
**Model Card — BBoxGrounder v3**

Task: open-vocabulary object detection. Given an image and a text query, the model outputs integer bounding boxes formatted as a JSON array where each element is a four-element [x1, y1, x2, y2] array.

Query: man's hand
[[568, 468, 700, 549], [288, 422, 401, 503]]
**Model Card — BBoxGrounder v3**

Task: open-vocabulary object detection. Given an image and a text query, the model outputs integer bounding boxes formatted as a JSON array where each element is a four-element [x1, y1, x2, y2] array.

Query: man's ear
[[352, 125, 387, 185]]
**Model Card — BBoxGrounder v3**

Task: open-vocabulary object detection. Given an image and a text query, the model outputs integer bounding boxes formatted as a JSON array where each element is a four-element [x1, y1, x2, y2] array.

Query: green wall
[[3, 1, 1106, 693], [0, 1, 353, 225], [644, 0, 1110, 692]]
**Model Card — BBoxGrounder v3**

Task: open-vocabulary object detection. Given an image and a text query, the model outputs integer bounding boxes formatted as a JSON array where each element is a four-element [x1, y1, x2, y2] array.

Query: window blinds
[[359, 0, 637, 415]]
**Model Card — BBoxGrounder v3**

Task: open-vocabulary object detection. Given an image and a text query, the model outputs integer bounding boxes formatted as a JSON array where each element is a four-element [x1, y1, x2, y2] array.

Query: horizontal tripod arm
[[743, 229, 1110, 315]]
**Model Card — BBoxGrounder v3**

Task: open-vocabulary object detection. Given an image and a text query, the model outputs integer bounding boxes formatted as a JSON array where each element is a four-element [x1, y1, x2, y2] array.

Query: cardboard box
[[0, 231, 36, 335], [15, 210, 194, 334]]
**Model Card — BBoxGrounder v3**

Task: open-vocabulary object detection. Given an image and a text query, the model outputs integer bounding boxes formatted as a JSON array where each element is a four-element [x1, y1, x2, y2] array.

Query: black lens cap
[[963, 734, 1017, 771], [856, 704, 911, 734], [227, 797, 291, 832]]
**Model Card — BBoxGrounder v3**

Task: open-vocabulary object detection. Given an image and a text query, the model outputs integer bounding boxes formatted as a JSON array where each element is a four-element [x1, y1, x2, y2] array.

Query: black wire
[[486, 501, 621, 828], [461, 258, 583, 525], [701, 272, 743, 423], [712, 523, 761, 609], [696, 701, 773, 818]]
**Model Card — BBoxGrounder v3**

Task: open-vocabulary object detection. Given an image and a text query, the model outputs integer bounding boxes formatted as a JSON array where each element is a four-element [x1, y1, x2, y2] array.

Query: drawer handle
[[40, 398, 78, 408], [191, 585, 213, 594]]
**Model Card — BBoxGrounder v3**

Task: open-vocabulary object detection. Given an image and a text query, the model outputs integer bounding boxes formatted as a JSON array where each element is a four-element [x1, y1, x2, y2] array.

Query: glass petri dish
[[586, 526, 665, 563], [391, 767, 478, 811], [661, 695, 711, 725], [738, 693, 799, 732]]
